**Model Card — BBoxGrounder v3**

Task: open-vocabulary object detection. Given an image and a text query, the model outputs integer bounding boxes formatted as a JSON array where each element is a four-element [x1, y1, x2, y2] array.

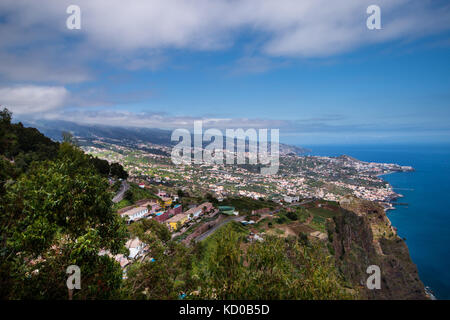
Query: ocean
[[302, 144, 450, 300]]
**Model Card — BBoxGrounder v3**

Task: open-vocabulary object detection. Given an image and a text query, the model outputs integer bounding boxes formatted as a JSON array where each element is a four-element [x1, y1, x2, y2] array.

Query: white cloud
[[71, 0, 450, 56], [0, 85, 69, 114], [0, 51, 92, 84], [1, 0, 448, 143], [0, 0, 448, 88], [34, 109, 290, 130], [0, 0, 449, 116], [1, 0, 449, 61]]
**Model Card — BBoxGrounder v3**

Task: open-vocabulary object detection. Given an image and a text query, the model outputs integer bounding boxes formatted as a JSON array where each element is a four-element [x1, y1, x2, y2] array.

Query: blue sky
[[1, 0, 450, 144]]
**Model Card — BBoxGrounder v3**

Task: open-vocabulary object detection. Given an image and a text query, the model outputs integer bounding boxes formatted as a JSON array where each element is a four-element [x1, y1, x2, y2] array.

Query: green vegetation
[[310, 215, 327, 232], [121, 219, 353, 300], [130, 183, 159, 201], [114, 183, 160, 210], [123, 219, 195, 299], [0, 109, 129, 299], [190, 223, 353, 299], [200, 222, 249, 261], [0, 108, 59, 175], [0, 108, 360, 300], [220, 197, 277, 215]]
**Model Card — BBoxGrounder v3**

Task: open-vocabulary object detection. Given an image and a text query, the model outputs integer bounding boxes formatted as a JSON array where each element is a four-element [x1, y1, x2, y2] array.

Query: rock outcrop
[[330, 197, 427, 299]]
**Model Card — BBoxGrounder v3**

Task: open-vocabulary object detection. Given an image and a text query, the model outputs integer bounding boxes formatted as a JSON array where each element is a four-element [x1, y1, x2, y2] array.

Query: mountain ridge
[[17, 118, 309, 155]]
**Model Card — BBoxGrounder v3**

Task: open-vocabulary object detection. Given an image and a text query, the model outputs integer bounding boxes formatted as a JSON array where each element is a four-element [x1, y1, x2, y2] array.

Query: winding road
[[195, 215, 245, 242], [112, 180, 129, 203]]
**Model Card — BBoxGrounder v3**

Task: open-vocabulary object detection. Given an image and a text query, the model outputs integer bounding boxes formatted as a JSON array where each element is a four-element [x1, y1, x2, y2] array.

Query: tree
[[196, 225, 247, 299], [286, 210, 298, 221], [0, 108, 59, 172], [124, 189, 134, 202], [205, 193, 218, 204], [90, 156, 110, 176], [110, 162, 128, 179], [62, 131, 73, 143], [124, 220, 195, 299], [0, 156, 17, 195], [0, 108, 13, 154], [194, 224, 354, 300], [0, 143, 128, 299]]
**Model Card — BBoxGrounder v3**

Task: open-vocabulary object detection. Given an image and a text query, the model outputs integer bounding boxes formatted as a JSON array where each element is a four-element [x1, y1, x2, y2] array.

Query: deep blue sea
[[302, 144, 450, 299]]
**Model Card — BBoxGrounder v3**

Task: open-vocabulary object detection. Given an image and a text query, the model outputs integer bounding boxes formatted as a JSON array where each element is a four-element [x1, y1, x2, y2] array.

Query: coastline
[[376, 170, 409, 211], [377, 169, 436, 299], [304, 144, 450, 299]]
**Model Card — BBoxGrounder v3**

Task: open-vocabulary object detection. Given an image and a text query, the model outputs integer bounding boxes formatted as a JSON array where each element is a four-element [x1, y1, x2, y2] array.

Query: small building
[[185, 202, 214, 219], [149, 203, 162, 213], [166, 213, 189, 231], [283, 195, 300, 203], [157, 189, 167, 197], [198, 202, 214, 214], [153, 211, 169, 222], [160, 196, 173, 208], [114, 254, 130, 268], [120, 206, 150, 223], [166, 204, 182, 217], [126, 238, 146, 259], [185, 207, 201, 219], [173, 204, 182, 214], [165, 203, 212, 231]]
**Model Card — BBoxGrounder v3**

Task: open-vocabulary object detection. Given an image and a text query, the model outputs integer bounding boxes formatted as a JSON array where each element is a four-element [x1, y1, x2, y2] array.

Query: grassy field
[[201, 221, 248, 247], [114, 199, 133, 210], [309, 215, 327, 232], [307, 207, 341, 218], [303, 203, 342, 232]]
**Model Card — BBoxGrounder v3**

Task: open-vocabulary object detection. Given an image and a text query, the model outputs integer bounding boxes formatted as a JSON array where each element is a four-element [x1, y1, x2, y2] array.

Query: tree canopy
[[0, 109, 129, 298]]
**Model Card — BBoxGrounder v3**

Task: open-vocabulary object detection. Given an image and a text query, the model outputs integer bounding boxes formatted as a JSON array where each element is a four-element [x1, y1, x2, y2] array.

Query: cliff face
[[330, 198, 427, 300]]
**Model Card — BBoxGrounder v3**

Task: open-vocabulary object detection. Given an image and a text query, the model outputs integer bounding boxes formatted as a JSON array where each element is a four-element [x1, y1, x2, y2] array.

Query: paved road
[[112, 180, 129, 203], [288, 199, 315, 207], [195, 215, 245, 242]]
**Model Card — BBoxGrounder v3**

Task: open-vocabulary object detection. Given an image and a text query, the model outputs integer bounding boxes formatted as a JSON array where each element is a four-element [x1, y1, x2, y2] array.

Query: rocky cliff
[[329, 197, 427, 299]]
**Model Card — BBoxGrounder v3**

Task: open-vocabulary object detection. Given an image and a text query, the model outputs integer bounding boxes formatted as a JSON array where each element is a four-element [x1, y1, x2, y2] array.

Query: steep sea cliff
[[334, 197, 427, 299], [304, 144, 450, 299]]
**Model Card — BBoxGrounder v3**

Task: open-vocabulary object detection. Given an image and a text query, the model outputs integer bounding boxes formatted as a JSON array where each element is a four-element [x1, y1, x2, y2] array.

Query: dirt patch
[[265, 222, 315, 237], [289, 222, 315, 235]]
